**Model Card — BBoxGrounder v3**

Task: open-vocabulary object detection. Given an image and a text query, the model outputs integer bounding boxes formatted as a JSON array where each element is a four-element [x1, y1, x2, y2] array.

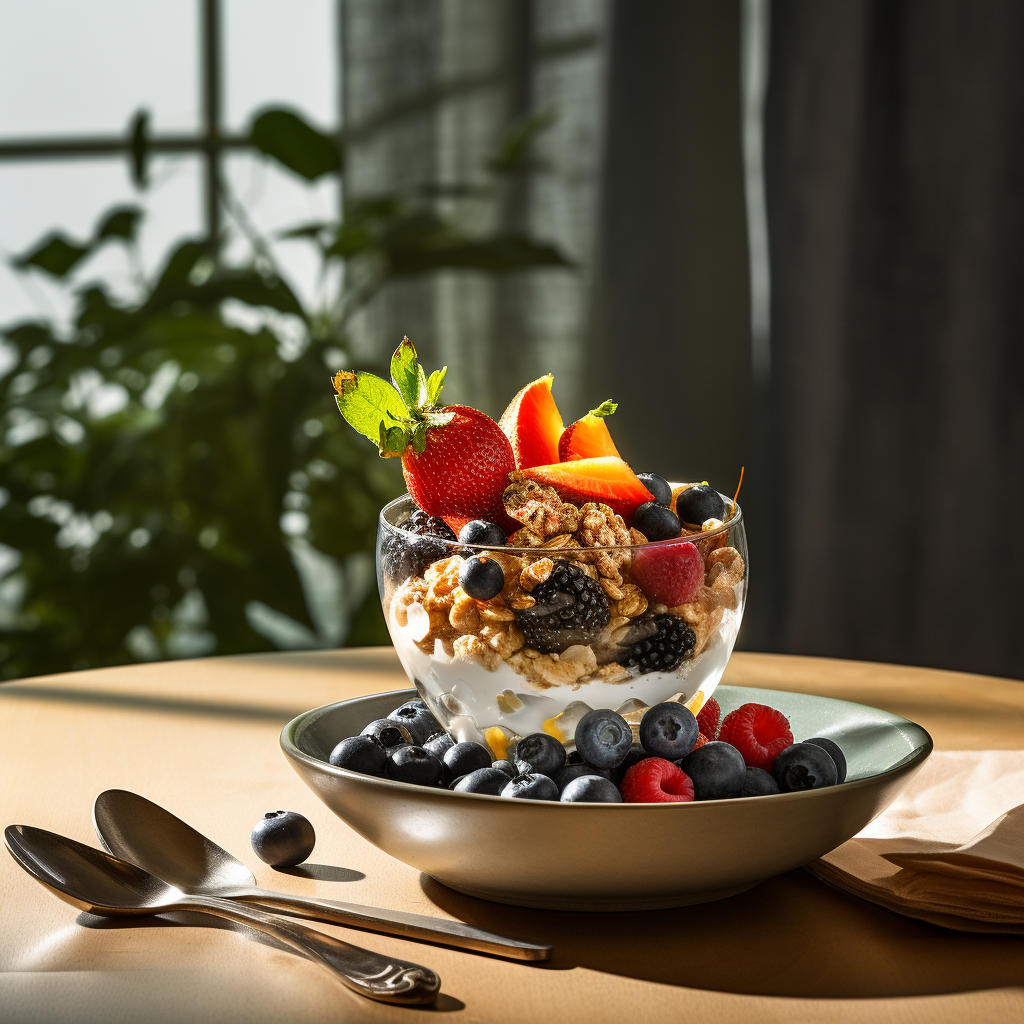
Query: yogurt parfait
[[335, 339, 747, 756]]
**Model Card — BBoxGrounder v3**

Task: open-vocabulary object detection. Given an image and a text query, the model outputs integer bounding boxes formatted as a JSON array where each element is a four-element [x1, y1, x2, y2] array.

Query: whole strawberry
[[333, 338, 516, 530]]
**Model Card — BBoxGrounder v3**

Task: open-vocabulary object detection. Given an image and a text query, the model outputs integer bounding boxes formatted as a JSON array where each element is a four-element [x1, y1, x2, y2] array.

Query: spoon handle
[[185, 893, 440, 1005], [230, 888, 551, 960]]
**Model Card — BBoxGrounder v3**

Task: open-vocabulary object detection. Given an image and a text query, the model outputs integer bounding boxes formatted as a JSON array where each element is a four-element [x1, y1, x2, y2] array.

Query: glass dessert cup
[[377, 493, 747, 755]]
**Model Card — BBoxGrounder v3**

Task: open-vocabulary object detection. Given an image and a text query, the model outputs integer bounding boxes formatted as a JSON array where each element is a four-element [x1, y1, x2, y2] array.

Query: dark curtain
[[765, 0, 1024, 679]]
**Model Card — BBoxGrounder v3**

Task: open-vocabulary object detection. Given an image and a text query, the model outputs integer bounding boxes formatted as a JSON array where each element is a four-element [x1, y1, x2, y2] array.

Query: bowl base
[[427, 876, 762, 912]]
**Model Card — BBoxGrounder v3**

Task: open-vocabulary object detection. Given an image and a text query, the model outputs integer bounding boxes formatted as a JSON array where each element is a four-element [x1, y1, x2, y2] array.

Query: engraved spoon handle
[[184, 893, 440, 1005], [228, 887, 551, 961]]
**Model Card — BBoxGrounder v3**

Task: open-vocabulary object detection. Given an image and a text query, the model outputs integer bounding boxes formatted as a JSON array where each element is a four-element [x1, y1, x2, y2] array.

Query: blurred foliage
[[0, 106, 567, 680]]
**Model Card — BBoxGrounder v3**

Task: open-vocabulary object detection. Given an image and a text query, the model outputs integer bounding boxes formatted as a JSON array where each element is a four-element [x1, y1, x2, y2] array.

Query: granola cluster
[[388, 480, 745, 691]]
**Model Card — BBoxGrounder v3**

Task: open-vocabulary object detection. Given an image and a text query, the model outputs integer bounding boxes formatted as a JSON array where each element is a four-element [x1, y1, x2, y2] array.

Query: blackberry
[[617, 614, 696, 674], [514, 563, 610, 653], [380, 507, 458, 585]]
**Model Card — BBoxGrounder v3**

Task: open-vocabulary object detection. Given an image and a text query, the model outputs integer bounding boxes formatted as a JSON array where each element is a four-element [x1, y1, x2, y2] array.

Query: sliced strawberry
[[515, 457, 654, 523], [559, 401, 621, 461], [499, 375, 564, 470], [402, 405, 515, 525], [631, 540, 704, 606]]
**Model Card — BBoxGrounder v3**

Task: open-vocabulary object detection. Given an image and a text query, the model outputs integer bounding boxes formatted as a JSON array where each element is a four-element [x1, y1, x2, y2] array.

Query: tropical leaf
[[250, 108, 342, 182]]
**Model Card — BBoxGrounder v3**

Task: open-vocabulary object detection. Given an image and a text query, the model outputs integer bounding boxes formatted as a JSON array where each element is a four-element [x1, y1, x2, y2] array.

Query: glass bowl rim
[[378, 490, 743, 555]]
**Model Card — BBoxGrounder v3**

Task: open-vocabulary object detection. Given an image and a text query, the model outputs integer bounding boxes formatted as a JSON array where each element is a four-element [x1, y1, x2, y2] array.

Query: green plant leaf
[[425, 367, 446, 406], [96, 206, 143, 242], [12, 234, 91, 278], [390, 338, 422, 408], [333, 371, 409, 449], [589, 400, 617, 418], [488, 106, 557, 174], [250, 108, 342, 182]]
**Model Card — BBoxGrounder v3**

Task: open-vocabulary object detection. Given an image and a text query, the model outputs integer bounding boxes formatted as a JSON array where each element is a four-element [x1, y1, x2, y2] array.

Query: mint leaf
[[425, 366, 447, 406], [590, 400, 617, 418], [334, 370, 410, 448], [390, 337, 422, 408]]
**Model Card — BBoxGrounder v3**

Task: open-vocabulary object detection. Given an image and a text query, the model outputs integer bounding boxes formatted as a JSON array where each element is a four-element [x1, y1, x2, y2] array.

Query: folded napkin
[[806, 750, 1024, 933]]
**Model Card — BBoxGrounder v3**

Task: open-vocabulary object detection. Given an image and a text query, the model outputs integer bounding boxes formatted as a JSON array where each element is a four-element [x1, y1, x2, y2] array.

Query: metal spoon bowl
[[5, 824, 440, 1006], [93, 789, 549, 960]]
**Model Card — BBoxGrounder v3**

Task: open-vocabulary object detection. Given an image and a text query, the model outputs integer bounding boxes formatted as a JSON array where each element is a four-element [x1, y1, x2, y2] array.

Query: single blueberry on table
[[423, 730, 455, 759], [636, 472, 673, 507], [509, 733, 567, 777], [361, 718, 413, 749], [453, 767, 510, 795], [632, 501, 681, 542], [501, 773, 559, 801], [675, 484, 726, 526], [560, 775, 622, 803], [329, 735, 388, 776], [459, 555, 505, 601], [458, 519, 508, 551], [554, 762, 612, 793], [386, 745, 444, 787], [740, 766, 780, 797], [805, 736, 847, 783], [387, 700, 441, 745], [574, 709, 633, 769], [639, 702, 699, 760], [251, 811, 315, 868], [443, 741, 493, 782], [772, 742, 838, 792], [678, 741, 746, 800]]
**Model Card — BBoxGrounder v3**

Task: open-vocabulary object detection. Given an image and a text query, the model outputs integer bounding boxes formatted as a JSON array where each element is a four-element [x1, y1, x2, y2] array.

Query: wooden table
[[2, 649, 1023, 1023]]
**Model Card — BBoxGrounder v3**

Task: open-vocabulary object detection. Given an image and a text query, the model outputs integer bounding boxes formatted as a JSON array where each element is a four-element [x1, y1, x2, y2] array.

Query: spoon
[[5, 824, 440, 1006], [93, 789, 550, 961]]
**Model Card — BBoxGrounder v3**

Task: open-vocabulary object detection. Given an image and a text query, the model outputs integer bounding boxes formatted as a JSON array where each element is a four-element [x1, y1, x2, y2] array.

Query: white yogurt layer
[[390, 604, 741, 749]]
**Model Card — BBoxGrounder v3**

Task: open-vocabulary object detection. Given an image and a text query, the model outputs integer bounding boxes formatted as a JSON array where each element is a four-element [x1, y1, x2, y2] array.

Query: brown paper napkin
[[805, 751, 1024, 933]]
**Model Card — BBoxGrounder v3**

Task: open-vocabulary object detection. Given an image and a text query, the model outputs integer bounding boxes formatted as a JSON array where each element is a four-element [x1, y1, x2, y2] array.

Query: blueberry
[[387, 700, 441, 745], [453, 767, 509, 795], [251, 811, 315, 868], [459, 555, 505, 601], [423, 730, 455, 759], [678, 741, 746, 800], [509, 733, 567, 777], [458, 520, 508, 551], [554, 762, 612, 793], [501, 773, 558, 800], [361, 718, 413, 749], [611, 744, 653, 784], [329, 735, 388, 776], [740, 766, 780, 797], [805, 737, 847, 783], [574, 709, 633, 769], [632, 502, 681, 542], [491, 759, 518, 778], [560, 775, 622, 803], [772, 742, 838, 792], [443, 741, 493, 782], [639, 702, 699, 760], [385, 745, 444, 786], [675, 484, 726, 526], [637, 473, 673, 507]]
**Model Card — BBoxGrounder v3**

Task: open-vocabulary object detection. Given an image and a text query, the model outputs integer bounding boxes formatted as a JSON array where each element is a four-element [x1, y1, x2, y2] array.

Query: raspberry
[[696, 696, 721, 738], [631, 540, 704, 606], [619, 757, 695, 803], [718, 703, 793, 772]]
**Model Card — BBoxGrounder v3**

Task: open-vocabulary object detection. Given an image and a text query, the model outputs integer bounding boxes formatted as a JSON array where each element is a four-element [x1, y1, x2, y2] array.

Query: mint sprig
[[332, 337, 452, 456]]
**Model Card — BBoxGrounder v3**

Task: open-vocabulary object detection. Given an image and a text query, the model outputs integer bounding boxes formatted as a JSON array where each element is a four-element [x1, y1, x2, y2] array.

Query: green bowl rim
[[280, 684, 934, 808]]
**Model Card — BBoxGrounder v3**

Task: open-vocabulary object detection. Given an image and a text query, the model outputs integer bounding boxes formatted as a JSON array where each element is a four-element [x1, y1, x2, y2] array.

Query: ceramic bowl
[[282, 684, 931, 911], [377, 492, 747, 751]]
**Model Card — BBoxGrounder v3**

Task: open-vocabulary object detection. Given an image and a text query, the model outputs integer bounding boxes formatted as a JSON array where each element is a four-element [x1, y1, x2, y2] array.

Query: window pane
[[224, 0, 336, 132], [0, 0, 198, 137], [0, 157, 202, 328]]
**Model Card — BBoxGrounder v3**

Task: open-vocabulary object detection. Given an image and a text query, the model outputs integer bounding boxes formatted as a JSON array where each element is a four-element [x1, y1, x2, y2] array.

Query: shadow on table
[[420, 870, 1024, 998], [279, 863, 366, 883]]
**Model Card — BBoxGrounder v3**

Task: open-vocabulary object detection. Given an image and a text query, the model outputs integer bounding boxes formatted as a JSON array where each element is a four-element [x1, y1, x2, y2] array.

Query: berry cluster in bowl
[[333, 338, 747, 748], [328, 695, 847, 804]]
